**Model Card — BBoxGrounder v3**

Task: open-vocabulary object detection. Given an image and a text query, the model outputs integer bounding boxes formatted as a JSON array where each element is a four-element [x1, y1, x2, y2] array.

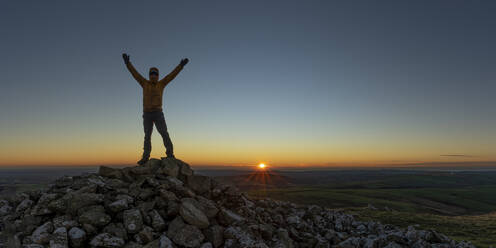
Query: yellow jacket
[[126, 62, 183, 112]]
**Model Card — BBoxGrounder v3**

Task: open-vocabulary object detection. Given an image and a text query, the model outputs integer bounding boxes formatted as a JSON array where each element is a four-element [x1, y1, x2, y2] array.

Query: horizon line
[[1, 160, 495, 169]]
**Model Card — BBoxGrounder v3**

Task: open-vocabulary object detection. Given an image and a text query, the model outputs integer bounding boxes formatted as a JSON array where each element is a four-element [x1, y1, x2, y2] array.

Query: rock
[[0, 203, 12, 216], [180, 198, 210, 228], [79, 207, 111, 227], [137, 226, 154, 244], [200, 243, 213, 248], [16, 198, 33, 213], [103, 223, 128, 241], [149, 209, 166, 231], [172, 224, 205, 247], [99, 166, 123, 179], [31, 221, 53, 244], [276, 228, 294, 248], [187, 175, 212, 194], [48, 198, 67, 213], [160, 158, 180, 177], [31, 193, 58, 215], [108, 199, 129, 212], [204, 225, 224, 248], [218, 208, 244, 225], [159, 234, 174, 248], [89, 233, 125, 247], [196, 196, 219, 218], [178, 161, 194, 179], [259, 224, 274, 240], [49, 227, 68, 248], [123, 209, 144, 234], [146, 158, 162, 172], [68, 193, 104, 214], [68, 227, 86, 248], [337, 237, 360, 248]]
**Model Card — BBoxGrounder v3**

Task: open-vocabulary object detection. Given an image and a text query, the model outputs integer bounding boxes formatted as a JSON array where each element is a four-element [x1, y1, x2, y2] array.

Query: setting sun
[[258, 163, 266, 169]]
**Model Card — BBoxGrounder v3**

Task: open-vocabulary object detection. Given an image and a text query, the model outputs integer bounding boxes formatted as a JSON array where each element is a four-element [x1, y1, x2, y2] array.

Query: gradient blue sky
[[1, 1, 495, 166]]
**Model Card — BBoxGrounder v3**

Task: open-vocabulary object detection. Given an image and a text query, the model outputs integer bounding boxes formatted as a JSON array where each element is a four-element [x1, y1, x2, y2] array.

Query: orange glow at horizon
[[258, 163, 266, 169]]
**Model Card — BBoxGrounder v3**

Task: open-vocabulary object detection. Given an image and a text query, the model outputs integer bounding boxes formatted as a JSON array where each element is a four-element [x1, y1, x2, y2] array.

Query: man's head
[[149, 67, 159, 82]]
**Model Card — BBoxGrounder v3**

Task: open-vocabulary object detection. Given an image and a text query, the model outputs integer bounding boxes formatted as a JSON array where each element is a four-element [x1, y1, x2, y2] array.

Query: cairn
[[0, 158, 475, 247]]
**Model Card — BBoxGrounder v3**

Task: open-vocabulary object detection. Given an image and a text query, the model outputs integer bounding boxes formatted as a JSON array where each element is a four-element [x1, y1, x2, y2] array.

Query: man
[[122, 53, 189, 165]]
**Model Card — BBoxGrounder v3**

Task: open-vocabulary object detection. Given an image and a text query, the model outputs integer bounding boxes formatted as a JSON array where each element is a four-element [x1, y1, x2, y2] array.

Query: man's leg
[[139, 112, 154, 164], [155, 111, 174, 157]]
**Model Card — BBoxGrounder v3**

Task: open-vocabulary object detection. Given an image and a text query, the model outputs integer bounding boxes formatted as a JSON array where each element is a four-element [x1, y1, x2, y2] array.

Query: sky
[[0, 1, 495, 167]]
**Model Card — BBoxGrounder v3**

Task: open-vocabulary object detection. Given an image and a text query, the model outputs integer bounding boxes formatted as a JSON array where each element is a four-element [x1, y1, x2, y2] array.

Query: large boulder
[[180, 198, 210, 228]]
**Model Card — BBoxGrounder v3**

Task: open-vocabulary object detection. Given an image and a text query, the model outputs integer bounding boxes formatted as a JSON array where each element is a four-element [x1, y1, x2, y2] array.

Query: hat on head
[[149, 67, 159, 75]]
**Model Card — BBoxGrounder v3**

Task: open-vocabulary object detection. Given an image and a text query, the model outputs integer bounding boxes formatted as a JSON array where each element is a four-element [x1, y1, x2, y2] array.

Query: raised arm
[[159, 58, 189, 87], [122, 53, 146, 86]]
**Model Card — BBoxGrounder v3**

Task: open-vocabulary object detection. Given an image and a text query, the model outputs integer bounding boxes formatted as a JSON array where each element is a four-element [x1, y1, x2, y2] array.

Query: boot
[[137, 157, 149, 165]]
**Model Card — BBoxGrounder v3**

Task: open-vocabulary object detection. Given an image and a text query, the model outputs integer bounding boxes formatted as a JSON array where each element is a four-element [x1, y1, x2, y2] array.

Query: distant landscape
[[1, 165, 496, 247]]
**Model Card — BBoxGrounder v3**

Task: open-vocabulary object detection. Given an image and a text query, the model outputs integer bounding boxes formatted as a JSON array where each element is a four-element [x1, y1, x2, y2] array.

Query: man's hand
[[122, 53, 130, 65], [180, 58, 189, 67]]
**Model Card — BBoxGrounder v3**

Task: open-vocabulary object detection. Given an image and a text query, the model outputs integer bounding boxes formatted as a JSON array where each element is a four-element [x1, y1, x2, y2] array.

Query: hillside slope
[[0, 158, 476, 247]]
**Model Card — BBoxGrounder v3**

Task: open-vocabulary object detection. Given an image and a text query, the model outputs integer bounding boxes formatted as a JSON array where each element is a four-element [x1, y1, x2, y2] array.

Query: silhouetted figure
[[122, 53, 189, 165]]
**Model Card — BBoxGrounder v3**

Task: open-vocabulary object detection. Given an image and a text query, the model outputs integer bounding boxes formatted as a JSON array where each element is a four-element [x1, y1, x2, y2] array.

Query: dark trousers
[[142, 111, 173, 158]]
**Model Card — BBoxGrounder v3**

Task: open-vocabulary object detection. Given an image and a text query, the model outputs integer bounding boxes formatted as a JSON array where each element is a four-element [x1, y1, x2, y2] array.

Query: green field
[[247, 185, 496, 215]]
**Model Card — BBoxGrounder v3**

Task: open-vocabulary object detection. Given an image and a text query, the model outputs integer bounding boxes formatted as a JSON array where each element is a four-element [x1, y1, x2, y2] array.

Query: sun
[[258, 163, 266, 169]]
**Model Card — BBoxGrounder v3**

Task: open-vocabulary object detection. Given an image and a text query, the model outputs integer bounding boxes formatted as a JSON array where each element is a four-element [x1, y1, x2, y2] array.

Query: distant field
[[246, 185, 496, 215]]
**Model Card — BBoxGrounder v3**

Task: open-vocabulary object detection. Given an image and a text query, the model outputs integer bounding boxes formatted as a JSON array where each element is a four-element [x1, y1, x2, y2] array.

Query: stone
[[160, 158, 179, 177], [187, 175, 212, 194], [178, 161, 194, 179], [68, 193, 104, 214], [200, 243, 213, 248], [204, 225, 224, 248], [79, 207, 111, 227], [103, 223, 128, 241], [123, 209, 144, 234], [16, 198, 33, 213], [159, 234, 174, 248], [99, 166, 123, 179], [49, 227, 68, 248], [89, 233, 125, 248], [180, 198, 210, 228], [149, 209, 166, 231], [108, 199, 128, 212], [277, 228, 294, 248], [0, 203, 12, 216], [196, 196, 219, 218], [31, 221, 53, 244], [137, 226, 155, 244], [171, 224, 205, 247], [218, 208, 244, 225], [68, 227, 86, 248]]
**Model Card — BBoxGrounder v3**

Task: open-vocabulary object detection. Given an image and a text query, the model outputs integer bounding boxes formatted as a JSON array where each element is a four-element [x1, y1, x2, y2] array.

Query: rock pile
[[0, 158, 475, 248]]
